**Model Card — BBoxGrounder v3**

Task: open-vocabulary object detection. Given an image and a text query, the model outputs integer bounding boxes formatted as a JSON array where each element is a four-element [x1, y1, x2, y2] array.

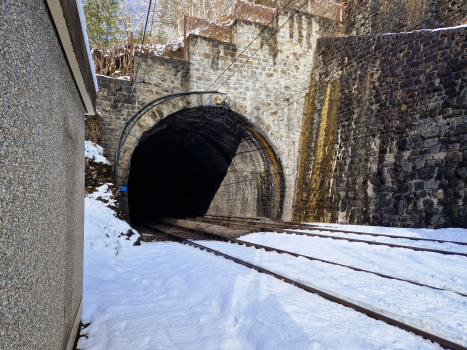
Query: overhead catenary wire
[[129, 7, 467, 205], [171, 0, 303, 132], [209, 0, 311, 94], [201, 0, 467, 150], [176, 11, 467, 175], [200, 0, 300, 95], [175, 0, 313, 143], [157, 2, 467, 198], [142, 0, 158, 84], [177, 0, 313, 134], [405, 0, 466, 31], [125, 0, 466, 185], [132, 0, 153, 91]]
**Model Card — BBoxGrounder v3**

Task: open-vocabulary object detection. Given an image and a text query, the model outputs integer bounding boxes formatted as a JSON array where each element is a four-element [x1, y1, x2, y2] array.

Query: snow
[[303, 222, 467, 243], [287, 228, 467, 254], [382, 24, 467, 36], [241, 232, 467, 295], [80, 140, 465, 349], [86, 183, 115, 203], [76, 0, 98, 92], [198, 239, 467, 346], [85, 140, 110, 164], [84, 192, 137, 255], [80, 201, 444, 349]]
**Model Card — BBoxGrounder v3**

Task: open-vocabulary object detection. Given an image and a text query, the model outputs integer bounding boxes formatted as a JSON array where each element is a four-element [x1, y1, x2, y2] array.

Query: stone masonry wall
[[293, 26, 467, 228], [1, 0, 86, 348], [96, 55, 190, 162], [97, 10, 343, 220], [345, 0, 467, 35], [182, 11, 343, 220]]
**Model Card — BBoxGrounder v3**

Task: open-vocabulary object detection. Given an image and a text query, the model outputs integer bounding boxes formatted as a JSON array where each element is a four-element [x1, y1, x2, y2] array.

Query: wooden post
[[184, 15, 187, 61], [130, 32, 134, 81]]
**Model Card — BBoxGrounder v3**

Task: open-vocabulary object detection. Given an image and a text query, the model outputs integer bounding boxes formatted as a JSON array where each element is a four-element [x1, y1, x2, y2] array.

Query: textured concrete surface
[[1, 0, 85, 349]]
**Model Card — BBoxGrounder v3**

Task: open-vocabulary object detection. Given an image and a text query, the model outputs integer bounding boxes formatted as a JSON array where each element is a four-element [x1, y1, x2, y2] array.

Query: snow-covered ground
[[80, 143, 466, 350], [198, 239, 467, 346], [80, 195, 448, 349], [240, 232, 467, 296], [283, 228, 467, 254], [80, 200, 467, 348], [305, 222, 467, 243]]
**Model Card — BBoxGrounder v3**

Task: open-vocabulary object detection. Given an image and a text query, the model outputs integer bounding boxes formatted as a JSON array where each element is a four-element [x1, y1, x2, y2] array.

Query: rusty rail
[[141, 222, 467, 350], [200, 215, 467, 246], [195, 216, 467, 257]]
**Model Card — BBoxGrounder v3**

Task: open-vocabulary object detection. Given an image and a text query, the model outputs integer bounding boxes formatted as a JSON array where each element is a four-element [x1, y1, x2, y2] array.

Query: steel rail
[[114, 91, 224, 183], [194, 217, 467, 257], [141, 223, 467, 350], [143, 222, 467, 297], [201, 215, 467, 246]]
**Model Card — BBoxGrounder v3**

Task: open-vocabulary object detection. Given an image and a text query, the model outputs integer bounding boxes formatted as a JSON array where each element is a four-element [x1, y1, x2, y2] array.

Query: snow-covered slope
[[85, 141, 109, 164]]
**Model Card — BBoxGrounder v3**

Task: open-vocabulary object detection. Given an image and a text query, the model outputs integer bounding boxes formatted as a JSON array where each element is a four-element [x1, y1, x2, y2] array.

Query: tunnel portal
[[128, 106, 284, 223]]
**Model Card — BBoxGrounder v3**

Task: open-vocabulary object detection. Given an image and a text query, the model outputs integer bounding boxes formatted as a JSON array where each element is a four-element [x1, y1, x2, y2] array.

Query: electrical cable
[[142, 0, 158, 83], [162, 2, 467, 194], [127, 1, 466, 183], [132, 0, 153, 91], [406, 0, 466, 31], [174, 0, 313, 141], [218, 0, 467, 139], [200, 0, 298, 95], [210, 0, 310, 94], [131, 7, 467, 207], [167, 0, 302, 136]]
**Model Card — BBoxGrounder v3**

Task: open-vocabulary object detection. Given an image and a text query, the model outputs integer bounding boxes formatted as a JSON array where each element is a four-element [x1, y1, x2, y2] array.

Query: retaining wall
[[294, 26, 467, 228], [344, 0, 467, 35]]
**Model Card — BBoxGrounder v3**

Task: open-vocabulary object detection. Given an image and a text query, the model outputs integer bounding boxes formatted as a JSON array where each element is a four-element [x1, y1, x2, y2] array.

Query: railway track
[[194, 216, 467, 257], [201, 215, 467, 246], [140, 221, 467, 350], [143, 221, 467, 297]]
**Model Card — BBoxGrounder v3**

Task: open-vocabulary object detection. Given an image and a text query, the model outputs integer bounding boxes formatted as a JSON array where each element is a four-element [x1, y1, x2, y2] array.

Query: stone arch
[[115, 92, 285, 222]]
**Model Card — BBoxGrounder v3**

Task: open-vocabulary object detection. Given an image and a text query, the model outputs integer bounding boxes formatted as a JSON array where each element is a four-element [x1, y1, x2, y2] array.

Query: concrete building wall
[[1, 0, 86, 348], [293, 26, 467, 228]]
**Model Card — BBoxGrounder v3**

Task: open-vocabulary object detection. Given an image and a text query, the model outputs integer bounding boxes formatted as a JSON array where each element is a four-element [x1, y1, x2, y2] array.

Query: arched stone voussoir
[[135, 114, 156, 133], [162, 99, 184, 117], [115, 93, 286, 217]]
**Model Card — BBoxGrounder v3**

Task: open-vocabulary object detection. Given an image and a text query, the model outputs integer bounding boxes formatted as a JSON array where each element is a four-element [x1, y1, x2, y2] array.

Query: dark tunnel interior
[[128, 106, 260, 222]]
